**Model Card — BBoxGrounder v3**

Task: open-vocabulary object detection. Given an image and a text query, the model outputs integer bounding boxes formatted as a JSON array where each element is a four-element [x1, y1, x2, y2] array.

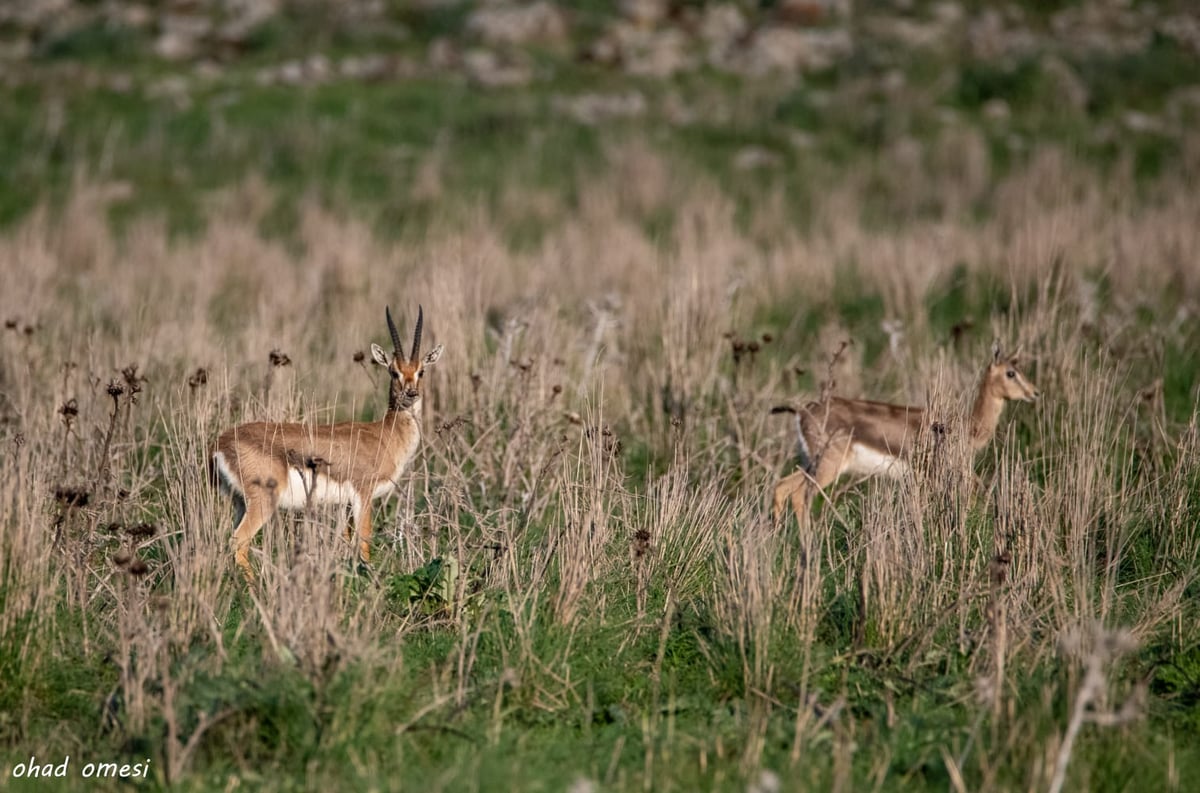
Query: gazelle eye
[[1006, 370, 1016, 378], [418, 370, 425, 378]]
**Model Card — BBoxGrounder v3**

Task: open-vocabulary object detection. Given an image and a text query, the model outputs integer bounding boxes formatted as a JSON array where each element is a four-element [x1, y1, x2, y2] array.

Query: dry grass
[[1, 145, 1198, 789]]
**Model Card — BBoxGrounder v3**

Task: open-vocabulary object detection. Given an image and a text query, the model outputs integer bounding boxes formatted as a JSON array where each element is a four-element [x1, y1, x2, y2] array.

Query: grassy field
[[3, 3, 1200, 791]]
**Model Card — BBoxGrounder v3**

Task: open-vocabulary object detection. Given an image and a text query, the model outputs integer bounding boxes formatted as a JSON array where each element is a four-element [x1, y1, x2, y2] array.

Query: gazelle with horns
[[771, 342, 1039, 527], [211, 306, 444, 580]]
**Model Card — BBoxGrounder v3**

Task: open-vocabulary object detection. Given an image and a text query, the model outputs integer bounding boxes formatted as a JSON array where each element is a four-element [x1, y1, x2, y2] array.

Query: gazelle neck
[[968, 377, 1004, 450]]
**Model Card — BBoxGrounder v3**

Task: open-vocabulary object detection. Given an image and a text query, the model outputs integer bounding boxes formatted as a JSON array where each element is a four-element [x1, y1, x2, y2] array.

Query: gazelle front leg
[[350, 495, 373, 566]]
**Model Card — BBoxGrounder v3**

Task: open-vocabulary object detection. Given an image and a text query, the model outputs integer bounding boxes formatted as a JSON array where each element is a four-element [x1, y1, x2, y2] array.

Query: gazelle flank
[[771, 342, 1039, 527], [210, 306, 444, 581]]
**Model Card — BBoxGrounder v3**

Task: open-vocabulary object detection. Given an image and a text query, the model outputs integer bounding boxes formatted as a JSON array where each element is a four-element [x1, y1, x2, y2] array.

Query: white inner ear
[[423, 344, 445, 366], [370, 343, 390, 366]]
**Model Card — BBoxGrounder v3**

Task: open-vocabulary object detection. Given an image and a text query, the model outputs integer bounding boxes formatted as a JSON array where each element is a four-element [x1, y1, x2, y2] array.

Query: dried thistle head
[[126, 522, 157, 539], [269, 349, 292, 367], [58, 398, 79, 425], [187, 367, 209, 389], [632, 528, 651, 559], [950, 317, 974, 347], [120, 364, 145, 399], [53, 487, 89, 508]]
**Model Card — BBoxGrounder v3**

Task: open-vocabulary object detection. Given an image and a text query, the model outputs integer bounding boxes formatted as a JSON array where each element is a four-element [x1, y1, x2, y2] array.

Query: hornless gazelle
[[210, 306, 444, 581], [771, 342, 1039, 527]]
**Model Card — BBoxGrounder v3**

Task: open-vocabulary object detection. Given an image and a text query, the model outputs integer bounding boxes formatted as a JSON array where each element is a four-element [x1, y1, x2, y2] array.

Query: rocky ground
[[3, 0, 1197, 85]]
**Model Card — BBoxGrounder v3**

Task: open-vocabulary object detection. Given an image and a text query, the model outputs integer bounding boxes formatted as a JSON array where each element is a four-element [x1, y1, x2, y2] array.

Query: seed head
[[121, 364, 145, 389], [632, 528, 651, 559], [127, 522, 157, 538], [53, 487, 89, 507]]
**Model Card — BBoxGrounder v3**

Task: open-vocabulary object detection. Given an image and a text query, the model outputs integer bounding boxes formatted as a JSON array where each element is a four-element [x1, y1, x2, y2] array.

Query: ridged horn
[[386, 306, 403, 356], [410, 305, 424, 364]]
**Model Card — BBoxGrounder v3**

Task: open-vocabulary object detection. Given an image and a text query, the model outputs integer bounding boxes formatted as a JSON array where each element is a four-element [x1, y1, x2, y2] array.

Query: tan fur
[[773, 346, 1039, 527], [211, 307, 444, 581]]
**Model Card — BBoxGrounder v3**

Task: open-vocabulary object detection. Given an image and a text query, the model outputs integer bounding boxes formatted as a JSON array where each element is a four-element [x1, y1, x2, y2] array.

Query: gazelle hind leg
[[774, 437, 849, 529], [800, 440, 849, 526], [774, 469, 811, 526], [231, 486, 276, 582]]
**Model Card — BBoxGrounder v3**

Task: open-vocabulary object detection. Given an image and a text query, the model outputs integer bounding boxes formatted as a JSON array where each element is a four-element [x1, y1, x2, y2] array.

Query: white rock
[[466, 2, 568, 47]]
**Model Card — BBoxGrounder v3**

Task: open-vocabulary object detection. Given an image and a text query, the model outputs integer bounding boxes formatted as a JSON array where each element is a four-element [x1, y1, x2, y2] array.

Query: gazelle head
[[985, 341, 1039, 403], [371, 305, 444, 411]]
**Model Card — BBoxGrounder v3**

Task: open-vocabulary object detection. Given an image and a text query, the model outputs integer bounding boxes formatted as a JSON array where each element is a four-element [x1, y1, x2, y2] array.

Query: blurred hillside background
[[3, 0, 1199, 234]]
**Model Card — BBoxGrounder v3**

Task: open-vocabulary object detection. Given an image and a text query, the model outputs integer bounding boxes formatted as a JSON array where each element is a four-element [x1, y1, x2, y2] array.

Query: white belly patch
[[276, 468, 361, 513], [842, 442, 908, 479]]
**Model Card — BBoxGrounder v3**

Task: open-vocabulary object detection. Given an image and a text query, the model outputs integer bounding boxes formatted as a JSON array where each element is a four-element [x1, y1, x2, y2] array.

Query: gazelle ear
[[1008, 346, 1023, 365], [992, 339, 1002, 364], [370, 343, 391, 367], [422, 344, 444, 367]]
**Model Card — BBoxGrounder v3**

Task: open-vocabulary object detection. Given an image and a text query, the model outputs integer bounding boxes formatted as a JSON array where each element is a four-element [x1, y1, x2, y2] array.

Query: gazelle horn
[[386, 306, 403, 356], [410, 305, 424, 364]]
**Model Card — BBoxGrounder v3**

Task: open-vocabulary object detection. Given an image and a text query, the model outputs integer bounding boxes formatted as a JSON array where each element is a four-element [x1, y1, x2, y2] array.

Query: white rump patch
[[211, 451, 238, 492]]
